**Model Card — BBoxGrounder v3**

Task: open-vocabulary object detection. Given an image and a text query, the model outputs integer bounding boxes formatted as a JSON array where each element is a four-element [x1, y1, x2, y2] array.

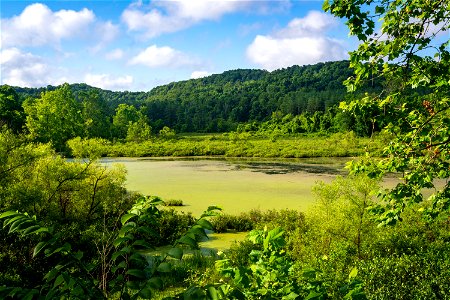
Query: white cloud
[[129, 45, 197, 68], [121, 0, 281, 38], [0, 48, 66, 87], [276, 10, 337, 38], [105, 48, 125, 60], [191, 71, 210, 79], [246, 10, 348, 70], [84, 73, 134, 91], [1, 3, 118, 49]]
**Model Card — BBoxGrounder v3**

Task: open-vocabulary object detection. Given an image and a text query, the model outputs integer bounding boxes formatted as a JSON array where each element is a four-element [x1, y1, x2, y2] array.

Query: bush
[[155, 209, 196, 246], [164, 199, 184, 206], [358, 245, 450, 299]]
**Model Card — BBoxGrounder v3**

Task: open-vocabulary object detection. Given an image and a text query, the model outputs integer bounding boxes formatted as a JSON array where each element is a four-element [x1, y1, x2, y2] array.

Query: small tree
[[159, 126, 176, 139], [126, 117, 152, 142], [112, 104, 140, 139], [23, 84, 83, 152]]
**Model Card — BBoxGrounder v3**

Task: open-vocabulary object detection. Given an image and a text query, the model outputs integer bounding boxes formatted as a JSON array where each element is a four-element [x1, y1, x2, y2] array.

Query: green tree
[[23, 84, 83, 151], [324, 0, 450, 223], [159, 126, 176, 138], [112, 103, 140, 139], [126, 116, 152, 142], [80, 90, 111, 139], [307, 176, 380, 259], [0, 85, 24, 132]]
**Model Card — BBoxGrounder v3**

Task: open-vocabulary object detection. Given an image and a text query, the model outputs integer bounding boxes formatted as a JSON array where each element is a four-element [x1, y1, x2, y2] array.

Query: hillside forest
[[0, 0, 449, 298]]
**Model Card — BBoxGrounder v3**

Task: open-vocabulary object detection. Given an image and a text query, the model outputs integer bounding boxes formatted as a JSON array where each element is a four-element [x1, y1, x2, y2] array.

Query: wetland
[[101, 157, 351, 217]]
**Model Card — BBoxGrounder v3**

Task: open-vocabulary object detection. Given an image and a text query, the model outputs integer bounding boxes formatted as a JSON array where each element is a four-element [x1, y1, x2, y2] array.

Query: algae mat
[[102, 157, 348, 217]]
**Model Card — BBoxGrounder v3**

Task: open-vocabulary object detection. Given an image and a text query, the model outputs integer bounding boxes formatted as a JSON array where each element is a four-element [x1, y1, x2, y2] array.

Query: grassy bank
[[68, 131, 386, 158]]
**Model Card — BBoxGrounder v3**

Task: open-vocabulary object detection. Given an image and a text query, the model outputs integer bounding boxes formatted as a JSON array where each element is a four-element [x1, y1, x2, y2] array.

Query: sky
[[0, 0, 358, 92]]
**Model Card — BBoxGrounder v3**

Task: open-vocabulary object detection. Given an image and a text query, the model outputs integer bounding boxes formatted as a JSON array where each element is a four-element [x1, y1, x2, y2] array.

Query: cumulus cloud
[[246, 10, 348, 70], [129, 45, 197, 68], [84, 73, 134, 91], [1, 3, 118, 48], [0, 48, 66, 87], [121, 0, 285, 38], [105, 48, 125, 60], [191, 71, 210, 79]]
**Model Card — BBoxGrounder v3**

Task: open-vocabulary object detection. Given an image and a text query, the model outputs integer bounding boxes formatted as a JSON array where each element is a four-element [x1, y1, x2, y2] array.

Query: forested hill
[[12, 60, 383, 133]]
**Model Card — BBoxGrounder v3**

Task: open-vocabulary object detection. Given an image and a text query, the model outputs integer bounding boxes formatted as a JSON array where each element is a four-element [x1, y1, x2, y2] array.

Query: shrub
[[164, 199, 184, 206]]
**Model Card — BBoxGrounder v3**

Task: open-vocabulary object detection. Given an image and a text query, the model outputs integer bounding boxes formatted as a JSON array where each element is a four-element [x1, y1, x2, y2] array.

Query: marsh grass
[[71, 132, 384, 158]]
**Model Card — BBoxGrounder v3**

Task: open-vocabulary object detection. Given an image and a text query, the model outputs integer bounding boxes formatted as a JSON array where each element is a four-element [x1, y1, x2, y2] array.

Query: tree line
[[1, 60, 387, 151]]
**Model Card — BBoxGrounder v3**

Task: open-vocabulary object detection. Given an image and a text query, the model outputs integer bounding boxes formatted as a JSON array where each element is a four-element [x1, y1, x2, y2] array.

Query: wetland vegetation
[[1, 0, 449, 298]]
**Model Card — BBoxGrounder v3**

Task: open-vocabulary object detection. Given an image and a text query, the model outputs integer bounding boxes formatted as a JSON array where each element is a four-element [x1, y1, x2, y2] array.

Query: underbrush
[[210, 208, 306, 233]]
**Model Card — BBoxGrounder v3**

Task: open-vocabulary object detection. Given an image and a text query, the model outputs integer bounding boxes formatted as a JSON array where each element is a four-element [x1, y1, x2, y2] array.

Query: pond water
[[102, 157, 350, 217], [101, 157, 351, 250]]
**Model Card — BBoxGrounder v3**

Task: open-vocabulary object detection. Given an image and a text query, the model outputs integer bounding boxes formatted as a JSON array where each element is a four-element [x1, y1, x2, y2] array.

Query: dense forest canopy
[[4, 60, 385, 146]]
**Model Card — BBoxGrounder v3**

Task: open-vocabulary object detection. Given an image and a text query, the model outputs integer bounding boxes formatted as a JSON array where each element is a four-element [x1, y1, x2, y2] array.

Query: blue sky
[[1, 0, 358, 91]]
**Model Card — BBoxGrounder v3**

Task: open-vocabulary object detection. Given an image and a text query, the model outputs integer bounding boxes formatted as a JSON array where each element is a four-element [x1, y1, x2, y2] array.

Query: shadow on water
[[232, 161, 346, 175], [135, 156, 350, 175]]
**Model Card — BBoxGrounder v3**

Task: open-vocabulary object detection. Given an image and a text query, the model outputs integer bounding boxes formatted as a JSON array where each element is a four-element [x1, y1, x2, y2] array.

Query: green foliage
[[67, 136, 111, 159], [126, 116, 152, 142], [180, 227, 367, 299], [304, 175, 380, 258], [211, 209, 305, 234], [159, 126, 176, 138], [0, 85, 24, 132], [23, 83, 84, 152], [80, 89, 112, 139], [0, 198, 221, 299], [356, 209, 450, 299], [113, 103, 141, 139], [70, 133, 383, 158], [324, 0, 450, 223], [10, 60, 386, 137], [164, 199, 184, 207]]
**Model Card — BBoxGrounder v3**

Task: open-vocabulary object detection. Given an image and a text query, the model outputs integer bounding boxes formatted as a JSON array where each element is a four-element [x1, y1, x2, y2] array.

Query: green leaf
[[167, 247, 183, 259], [3, 215, 25, 228], [349, 267, 358, 279], [189, 225, 208, 239], [22, 225, 43, 235], [111, 250, 126, 261], [73, 251, 83, 261], [196, 218, 214, 230], [22, 289, 39, 300], [33, 241, 48, 257], [0, 211, 20, 219], [111, 261, 127, 273], [147, 277, 163, 289], [118, 222, 137, 237], [208, 286, 219, 300], [53, 274, 65, 288], [44, 268, 60, 282], [113, 236, 131, 247], [121, 213, 137, 225], [46, 243, 71, 257], [132, 240, 152, 249], [305, 291, 324, 300], [139, 287, 153, 299], [126, 253, 142, 263], [156, 262, 171, 273], [178, 235, 197, 248], [9, 218, 34, 234], [126, 269, 146, 279]]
